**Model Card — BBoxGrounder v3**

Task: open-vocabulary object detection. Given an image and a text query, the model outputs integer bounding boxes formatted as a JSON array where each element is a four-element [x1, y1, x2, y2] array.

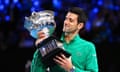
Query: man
[[31, 7, 98, 72]]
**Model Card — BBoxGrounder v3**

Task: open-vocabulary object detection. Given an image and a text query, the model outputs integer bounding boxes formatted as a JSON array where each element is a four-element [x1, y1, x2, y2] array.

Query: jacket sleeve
[[74, 43, 98, 72], [31, 49, 46, 72]]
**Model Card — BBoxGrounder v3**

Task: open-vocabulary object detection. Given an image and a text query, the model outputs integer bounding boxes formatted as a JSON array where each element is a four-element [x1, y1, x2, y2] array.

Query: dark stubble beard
[[64, 28, 78, 36]]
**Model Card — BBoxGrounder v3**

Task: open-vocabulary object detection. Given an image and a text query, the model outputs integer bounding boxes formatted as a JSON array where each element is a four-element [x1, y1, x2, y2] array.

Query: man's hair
[[68, 7, 87, 24]]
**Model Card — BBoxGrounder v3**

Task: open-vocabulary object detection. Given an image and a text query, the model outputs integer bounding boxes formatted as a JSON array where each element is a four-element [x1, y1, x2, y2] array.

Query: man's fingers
[[38, 31, 45, 34], [37, 31, 46, 38], [53, 58, 64, 65], [60, 54, 66, 59], [53, 55, 67, 65]]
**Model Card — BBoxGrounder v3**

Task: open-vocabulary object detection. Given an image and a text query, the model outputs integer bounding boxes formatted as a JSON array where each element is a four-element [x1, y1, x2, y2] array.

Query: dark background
[[0, 0, 120, 72]]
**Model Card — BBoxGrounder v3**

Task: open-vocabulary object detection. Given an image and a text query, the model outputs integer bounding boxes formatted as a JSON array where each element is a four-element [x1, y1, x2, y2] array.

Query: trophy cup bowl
[[24, 10, 71, 67]]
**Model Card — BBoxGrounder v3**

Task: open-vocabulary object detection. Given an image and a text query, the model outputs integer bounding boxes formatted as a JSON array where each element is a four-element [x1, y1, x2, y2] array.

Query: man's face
[[63, 12, 79, 33]]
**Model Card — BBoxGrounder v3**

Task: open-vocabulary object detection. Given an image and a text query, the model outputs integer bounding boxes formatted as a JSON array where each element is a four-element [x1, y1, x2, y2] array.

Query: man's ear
[[78, 23, 84, 30]]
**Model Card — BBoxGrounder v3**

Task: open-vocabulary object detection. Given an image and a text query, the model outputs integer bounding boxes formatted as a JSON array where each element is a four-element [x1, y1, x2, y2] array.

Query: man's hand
[[35, 27, 50, 46], [35, 31, 48, 46], [53, 54, 73, 72]]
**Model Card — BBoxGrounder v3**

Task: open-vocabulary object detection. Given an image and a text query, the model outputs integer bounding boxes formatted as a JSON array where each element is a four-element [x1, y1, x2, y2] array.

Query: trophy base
[[41, 48, 71, 67]]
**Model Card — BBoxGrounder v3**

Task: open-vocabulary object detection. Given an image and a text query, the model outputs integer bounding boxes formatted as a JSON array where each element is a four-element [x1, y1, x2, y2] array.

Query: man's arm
[[71, 43, 98, 72], [53, 43, 98, 72], [31, 49, 46, 72], [79, 43, 98, 72]]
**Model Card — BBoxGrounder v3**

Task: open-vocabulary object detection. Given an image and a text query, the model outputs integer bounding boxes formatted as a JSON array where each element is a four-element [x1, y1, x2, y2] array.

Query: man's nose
[[64, 20, 69, 25]]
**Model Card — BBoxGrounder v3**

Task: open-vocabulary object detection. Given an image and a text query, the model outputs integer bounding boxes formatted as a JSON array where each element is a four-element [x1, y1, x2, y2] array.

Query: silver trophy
[[24, 10, 56, 39], [24, 10, 70, 67]]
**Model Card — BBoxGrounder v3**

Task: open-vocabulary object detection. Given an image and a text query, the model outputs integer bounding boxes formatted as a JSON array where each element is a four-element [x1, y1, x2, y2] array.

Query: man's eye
[[69, 19, 73, 22]]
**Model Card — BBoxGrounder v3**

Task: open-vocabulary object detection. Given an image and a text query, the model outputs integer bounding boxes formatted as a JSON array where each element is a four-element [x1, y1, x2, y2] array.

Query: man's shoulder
[[80, 38, 95, 48]]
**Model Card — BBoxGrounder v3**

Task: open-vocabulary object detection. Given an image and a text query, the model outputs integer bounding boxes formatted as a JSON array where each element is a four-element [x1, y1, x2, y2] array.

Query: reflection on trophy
[[24, 10, 71, 67]]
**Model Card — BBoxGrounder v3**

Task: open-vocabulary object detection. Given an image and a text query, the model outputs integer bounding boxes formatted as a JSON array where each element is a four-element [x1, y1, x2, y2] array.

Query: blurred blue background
[[0, 0, 120, 72]]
